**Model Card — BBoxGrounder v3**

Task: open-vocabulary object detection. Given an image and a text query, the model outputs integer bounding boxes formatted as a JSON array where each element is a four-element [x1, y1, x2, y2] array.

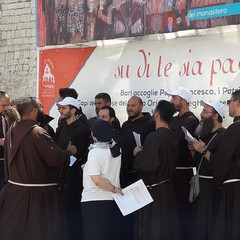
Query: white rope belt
[[146, 179, 170, 189], [175, 167, 193, 170], [223, 179, 240, 185], [8, 180, 57, 187], [199, 175, 213, 179], [0, 158, 4, 161]]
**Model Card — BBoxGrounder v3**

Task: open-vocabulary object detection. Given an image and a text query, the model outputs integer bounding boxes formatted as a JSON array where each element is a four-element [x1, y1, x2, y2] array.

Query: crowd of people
[[0, 86, 240, 240]]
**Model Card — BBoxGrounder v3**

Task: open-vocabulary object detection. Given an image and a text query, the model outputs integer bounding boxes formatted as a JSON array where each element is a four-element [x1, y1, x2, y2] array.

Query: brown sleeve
[[33, 126, 70, 169]]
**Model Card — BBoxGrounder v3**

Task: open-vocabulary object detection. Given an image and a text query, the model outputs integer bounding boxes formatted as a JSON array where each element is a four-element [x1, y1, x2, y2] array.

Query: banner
[[38, 47, 95, 112], [39, 29, 240, 129], [37, 0, 240, 47]]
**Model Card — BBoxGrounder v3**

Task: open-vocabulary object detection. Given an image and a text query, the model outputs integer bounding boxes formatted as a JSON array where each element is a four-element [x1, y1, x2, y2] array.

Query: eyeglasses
[[227, 99, 237, 105], [201, 109, 213, 114]]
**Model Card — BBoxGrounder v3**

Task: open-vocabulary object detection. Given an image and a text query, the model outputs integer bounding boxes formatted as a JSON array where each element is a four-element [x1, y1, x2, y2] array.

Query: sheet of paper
[[132, 131, 142, 147], [181, 126, 194, 142], [69, 155, 77, 167], [112, 179, 153, 216]]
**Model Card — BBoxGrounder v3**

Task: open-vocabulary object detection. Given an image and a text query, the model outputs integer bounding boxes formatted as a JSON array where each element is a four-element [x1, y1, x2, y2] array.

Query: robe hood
[[43, 114, 54, 125], [5, 119, 38, 167]]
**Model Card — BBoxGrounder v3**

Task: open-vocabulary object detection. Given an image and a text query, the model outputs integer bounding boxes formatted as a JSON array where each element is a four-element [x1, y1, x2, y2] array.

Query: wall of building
[[0, 0, 37, 100]]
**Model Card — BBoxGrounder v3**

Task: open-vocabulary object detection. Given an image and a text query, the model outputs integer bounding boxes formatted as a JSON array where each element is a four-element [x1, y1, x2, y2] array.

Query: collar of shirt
[[233, 116, 240, 122]]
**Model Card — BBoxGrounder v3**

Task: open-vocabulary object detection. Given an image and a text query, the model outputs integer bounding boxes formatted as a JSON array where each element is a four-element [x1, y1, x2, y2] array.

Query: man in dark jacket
[[120, 96, 155, 240], [133, 100, 181, 240], [121, 96, 155, 187], [189, 100, 226, 240], [212, 90, 240, 240], [167, 86, 199, 240], [55, 97, 90, 240]]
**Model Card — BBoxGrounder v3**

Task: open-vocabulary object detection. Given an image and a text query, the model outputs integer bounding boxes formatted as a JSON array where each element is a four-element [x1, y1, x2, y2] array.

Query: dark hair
[[155, 100, 175, 123], [100, 106, 116, 118], [95, 93, 111, 103], [232, 89, 240, 101], [211, 108, 223, 123], [69, 105, 79, 116], [19, 97, 41, 116], [59, 88, 78, 99]]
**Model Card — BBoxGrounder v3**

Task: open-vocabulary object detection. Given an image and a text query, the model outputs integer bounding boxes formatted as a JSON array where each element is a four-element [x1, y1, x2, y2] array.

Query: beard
[[195, 117, 215, 139], [151, 113, 156, 123], [151, 113, 157, 129], [60, 110, 71, 120], [37, 110, 46, 125], [128, 110, 141, 120], [95, 108, 100, 115], [171, 103, 179, 113]]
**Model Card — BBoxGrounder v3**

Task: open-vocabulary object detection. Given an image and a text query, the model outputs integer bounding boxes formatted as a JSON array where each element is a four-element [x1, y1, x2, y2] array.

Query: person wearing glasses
[[167, 86, 199, 240], [212, 90, 240, 240], [188, 100, 226, 240]]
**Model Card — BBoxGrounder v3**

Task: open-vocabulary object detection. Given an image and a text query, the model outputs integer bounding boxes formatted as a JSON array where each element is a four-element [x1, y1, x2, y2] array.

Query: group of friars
[[0, 86, 240, 240]]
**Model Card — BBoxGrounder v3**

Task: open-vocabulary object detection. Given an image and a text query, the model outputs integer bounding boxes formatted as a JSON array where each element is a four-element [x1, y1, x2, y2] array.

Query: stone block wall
[[0, 0, 37, 100]]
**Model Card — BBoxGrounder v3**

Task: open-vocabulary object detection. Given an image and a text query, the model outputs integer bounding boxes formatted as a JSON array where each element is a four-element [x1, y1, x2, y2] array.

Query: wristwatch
[[202, 149, 208, 156]]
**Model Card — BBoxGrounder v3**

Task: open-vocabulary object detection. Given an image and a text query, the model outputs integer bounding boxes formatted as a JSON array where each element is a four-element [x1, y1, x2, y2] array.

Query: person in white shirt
[[81, 119, 123, 240]]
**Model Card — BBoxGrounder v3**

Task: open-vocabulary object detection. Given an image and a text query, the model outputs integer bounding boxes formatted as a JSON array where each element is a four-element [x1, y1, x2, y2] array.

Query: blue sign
[[188, 2, 240, 21]]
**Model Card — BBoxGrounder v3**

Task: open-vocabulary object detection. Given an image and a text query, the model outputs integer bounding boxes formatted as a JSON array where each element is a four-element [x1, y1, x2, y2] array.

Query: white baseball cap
[[57, 97, 79, 109], [166, 87, 191, 102], [201, 100, 225, 118]]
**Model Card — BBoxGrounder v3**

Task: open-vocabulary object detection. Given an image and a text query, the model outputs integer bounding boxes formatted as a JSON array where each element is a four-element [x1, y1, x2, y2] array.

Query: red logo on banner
[[39, 47, 96, 113]]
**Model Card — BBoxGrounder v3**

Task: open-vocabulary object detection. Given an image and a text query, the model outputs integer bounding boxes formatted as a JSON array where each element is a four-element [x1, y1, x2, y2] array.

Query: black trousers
[[81, 200, 123, 240]]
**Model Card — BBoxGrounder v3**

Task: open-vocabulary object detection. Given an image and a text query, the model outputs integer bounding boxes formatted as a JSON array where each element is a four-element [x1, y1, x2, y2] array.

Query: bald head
[[130, 96, 143, 105], [19, 97, 42, 116], [0, 91, 10, 115], [127, 96, 143, 120]]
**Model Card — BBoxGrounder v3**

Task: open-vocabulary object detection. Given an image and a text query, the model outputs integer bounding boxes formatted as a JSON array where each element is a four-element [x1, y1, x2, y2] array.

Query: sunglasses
[[227, 99, 237, 105]]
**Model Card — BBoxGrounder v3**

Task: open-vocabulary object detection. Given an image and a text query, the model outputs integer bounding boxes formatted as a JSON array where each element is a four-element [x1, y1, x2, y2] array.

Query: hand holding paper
[[181, 126, 195, 142], [69, 155, 77, 167], [132, 131, 142, 147], [112, 179, 153, 216]]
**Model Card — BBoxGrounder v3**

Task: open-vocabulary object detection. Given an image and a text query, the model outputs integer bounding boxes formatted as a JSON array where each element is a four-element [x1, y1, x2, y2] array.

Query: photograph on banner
[[38, 29, 240, 130], [38, 0, 145, 46], [37, 0, 240, 47]]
